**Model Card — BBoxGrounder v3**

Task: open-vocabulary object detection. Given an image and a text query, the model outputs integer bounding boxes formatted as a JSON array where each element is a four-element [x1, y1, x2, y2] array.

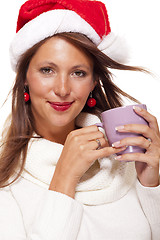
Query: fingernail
[[133, 106, 142, 112], [112, 141, 121, 147], [115, 155, 122, 160], [115, 125, 124, 131]]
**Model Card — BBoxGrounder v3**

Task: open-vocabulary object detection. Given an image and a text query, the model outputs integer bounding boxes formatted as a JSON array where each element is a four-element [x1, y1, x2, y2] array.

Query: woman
[[0, 0, 160, 239]]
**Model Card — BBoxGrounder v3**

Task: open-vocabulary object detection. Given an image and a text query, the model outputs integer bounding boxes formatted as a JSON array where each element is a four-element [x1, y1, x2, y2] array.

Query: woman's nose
[[53, 74, 71, 97]]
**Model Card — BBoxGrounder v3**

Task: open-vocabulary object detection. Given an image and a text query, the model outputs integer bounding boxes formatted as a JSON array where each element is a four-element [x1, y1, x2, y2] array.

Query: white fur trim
[[9, 9, 101, 71], [9, 10, 129, 71], [98, 33, 130, 63]]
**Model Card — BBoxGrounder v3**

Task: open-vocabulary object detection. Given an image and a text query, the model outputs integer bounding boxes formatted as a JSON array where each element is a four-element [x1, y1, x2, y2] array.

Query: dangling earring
[[87, 92, 96, 107], [24, 85, 30, 103]]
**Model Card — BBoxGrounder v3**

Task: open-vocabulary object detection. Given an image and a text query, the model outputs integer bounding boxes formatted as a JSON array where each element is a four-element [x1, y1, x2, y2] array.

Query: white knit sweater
[[0, 113, 160, 240]]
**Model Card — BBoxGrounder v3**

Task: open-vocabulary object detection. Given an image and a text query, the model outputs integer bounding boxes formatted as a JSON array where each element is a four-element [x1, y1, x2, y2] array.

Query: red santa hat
[[10, 0, 128, 71]]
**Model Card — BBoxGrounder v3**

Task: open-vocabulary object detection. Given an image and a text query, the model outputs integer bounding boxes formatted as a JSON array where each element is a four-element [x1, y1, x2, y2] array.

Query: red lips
[[48, 101, 73, 112]]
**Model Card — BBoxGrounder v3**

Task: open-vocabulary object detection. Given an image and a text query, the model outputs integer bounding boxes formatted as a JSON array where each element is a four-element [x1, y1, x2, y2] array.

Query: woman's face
[[26, 36, 96, 132]]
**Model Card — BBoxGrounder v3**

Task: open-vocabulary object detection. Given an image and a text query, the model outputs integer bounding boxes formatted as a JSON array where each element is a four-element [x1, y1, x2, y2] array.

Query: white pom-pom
[[98, 32, 130, 64]]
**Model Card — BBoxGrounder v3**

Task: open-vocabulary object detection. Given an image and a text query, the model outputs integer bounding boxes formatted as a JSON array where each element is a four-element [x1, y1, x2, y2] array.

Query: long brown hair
[[0, 32, 146, 188]]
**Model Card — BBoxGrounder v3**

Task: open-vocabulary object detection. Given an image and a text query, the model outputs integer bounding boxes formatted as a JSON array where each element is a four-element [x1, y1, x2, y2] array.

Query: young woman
[[0, 0, 160, 239]]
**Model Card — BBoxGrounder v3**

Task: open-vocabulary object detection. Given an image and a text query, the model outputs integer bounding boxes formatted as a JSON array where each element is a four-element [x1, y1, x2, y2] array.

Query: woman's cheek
[[74, 81, 92, 98], [29, 77, 53, 96]]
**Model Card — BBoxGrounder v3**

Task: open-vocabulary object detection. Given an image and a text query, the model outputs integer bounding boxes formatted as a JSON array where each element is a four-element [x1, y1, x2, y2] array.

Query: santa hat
[[10, 0, 128, 72]]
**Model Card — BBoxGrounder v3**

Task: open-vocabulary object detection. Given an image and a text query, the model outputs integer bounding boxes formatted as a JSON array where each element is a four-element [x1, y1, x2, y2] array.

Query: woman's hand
[[113, 106, 160, 187], [49, 125, 126, 198]]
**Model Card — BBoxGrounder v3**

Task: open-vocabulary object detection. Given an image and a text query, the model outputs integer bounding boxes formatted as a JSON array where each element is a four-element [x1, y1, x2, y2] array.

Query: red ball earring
[[87, 92, 96, 107], [24, 86, 30, 102]]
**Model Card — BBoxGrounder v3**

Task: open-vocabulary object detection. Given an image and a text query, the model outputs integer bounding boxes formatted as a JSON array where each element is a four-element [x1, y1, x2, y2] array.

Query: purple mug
[[96, 104, 148, 155]]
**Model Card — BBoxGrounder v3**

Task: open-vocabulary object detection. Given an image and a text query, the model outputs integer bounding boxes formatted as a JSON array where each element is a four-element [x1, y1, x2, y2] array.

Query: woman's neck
[[34, 121, 76, 145]]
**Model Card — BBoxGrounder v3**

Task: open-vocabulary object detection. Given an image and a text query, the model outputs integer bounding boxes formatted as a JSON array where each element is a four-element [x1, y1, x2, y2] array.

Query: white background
[[0, 0, 160, 130]]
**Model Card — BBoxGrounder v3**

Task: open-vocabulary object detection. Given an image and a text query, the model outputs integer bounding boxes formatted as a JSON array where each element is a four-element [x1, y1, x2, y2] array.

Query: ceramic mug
[[96, 104, 149, 155]]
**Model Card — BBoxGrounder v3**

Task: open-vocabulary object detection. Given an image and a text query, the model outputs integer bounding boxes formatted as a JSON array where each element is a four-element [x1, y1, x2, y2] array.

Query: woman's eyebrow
[[71, 64, 91, 71], [37, 62, 92, 71], [37, 61, 57, 67]]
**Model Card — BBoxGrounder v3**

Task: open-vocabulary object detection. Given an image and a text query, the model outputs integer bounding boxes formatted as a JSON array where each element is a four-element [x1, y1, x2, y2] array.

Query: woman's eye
[[73, 71, 86, 77], [40, 67, 53, 74]]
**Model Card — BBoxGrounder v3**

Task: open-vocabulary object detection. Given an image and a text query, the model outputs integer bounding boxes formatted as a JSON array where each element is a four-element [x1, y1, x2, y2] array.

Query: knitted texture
[[21, 113, 137, 205]]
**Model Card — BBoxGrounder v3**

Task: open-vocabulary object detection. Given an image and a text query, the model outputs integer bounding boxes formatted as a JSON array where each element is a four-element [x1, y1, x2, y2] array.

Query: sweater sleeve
[[136, 180, 160, 240], [0, 188, 83, 240], [0, 187, 27, 239], [29, 190, 83, 240]]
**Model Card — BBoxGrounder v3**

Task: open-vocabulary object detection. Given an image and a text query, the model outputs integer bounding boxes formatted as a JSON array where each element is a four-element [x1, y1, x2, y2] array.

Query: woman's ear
[[91, 75, 98, 91], [24, 79, 28, 86], [91, 81, 97, 92]]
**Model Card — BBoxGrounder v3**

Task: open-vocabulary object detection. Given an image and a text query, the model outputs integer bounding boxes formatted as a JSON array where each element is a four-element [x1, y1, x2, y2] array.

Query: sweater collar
[[22, 112, 136, 205]]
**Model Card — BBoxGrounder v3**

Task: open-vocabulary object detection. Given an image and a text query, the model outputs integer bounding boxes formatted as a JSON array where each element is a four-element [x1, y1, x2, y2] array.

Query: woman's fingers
[[94, 145, 127, 160], [111, 107, 160, 187], [70, 125, 99, 136], [78, 137, 107, 151], [133, 106, 160, 134], [115, 107, 160, 144], [112, 136, 152, 151], [68, 125, 105, 142], [115, 152, 159, 168], [92, 137, 108, 149], [115, 123, 156, 143], [70, 125, 128, 158]]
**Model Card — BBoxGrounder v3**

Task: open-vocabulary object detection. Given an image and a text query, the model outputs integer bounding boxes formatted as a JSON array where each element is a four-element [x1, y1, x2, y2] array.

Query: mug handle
[[95, 123, 109, 141]]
